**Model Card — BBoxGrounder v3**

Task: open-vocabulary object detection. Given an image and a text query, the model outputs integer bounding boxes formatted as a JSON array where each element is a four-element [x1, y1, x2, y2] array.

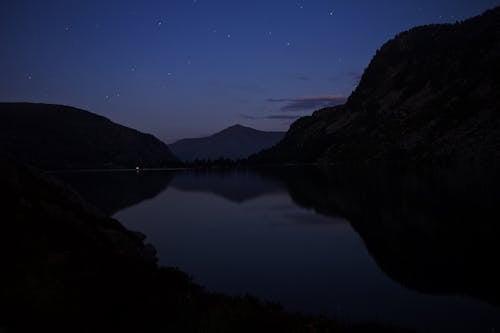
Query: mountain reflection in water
[[59, 165, 500, 333]]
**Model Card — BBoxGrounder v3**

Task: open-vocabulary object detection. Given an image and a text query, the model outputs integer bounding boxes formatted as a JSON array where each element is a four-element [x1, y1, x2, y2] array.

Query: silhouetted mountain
[[170, 124, 285, 161], [0, 103, 178, 169], [254, 7, 500, 164]]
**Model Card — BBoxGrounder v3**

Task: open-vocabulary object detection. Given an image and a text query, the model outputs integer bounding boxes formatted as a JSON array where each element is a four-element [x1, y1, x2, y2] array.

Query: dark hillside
[[254, 7, 500, 164], [0, 103, 177, 169]]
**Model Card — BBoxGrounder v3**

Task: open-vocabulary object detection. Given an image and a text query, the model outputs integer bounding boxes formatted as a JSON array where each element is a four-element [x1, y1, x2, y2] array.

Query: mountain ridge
[[169, 124, 285, 161], [0, 102, 178, 169], [253, 6, 500, 164]]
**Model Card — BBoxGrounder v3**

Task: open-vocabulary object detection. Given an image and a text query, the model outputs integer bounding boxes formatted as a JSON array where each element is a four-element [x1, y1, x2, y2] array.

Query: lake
[[57, 166, 500, 333]]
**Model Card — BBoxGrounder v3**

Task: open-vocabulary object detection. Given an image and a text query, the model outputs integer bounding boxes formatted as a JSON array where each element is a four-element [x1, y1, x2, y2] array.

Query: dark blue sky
[[1, 0, 498, 142]]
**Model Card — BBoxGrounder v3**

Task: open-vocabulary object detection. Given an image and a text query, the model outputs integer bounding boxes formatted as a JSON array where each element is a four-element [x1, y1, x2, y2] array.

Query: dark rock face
[[0, 103, 178, 169], [170, 124, 285, 161], [255, 7, 500, 164]]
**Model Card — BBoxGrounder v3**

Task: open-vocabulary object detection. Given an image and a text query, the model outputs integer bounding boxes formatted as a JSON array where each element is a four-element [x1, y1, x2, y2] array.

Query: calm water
[[59, 167, 500, 333]]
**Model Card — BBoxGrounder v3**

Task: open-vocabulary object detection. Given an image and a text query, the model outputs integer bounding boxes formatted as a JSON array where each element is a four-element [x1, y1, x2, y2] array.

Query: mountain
[[254, 7, 500, 164], [169, 124, 285, 161], [0, 103, 178, 169]]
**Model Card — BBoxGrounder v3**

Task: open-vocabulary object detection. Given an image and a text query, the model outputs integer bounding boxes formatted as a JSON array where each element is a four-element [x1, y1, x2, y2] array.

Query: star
[[131, 66, 136, 72], [329, 11, 334, 16], [64, 26, 70, 32], [227, 33, 231, 38], [157, 20, 163, 27], [286, 41, 291, 47], [27, 74, 32, 80]]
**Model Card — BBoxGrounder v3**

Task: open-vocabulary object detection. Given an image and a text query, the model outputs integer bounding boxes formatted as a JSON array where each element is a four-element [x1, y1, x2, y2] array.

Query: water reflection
[[59, 166, 500, 332], [271, 165, 500, 306], [170, 170, 282, 203], [55, 170, 173, 215]]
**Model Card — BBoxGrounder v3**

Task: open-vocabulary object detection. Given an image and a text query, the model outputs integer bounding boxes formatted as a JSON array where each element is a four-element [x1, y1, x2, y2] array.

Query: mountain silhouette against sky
[[254, 7, 500, 164], [0, 103, 178, 170], [169, 124, 285, 161]]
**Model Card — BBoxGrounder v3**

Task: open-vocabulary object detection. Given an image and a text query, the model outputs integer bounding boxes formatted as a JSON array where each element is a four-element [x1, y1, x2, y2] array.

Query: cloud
[[267, 95, 347, 112], [240, 114, 301, 120], [266, 115, 301, 120]]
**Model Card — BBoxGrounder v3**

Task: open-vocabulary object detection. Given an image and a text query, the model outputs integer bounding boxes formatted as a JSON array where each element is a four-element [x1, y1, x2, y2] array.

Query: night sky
[[1, 1, 498, 143]]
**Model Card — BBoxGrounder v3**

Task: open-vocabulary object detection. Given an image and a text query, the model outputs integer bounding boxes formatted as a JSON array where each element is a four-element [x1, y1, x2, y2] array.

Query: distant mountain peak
[[227, 124, 247, 129], [170, 125, 286, 161], [218, 124, 258, 134], [218, 124, 250, 133]]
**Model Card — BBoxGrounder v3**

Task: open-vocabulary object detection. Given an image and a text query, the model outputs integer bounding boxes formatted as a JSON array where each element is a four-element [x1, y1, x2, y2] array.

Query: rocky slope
[[0, 103, 178, 169], [170, 124, 285, 161], [254, 7, 500, 164]]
